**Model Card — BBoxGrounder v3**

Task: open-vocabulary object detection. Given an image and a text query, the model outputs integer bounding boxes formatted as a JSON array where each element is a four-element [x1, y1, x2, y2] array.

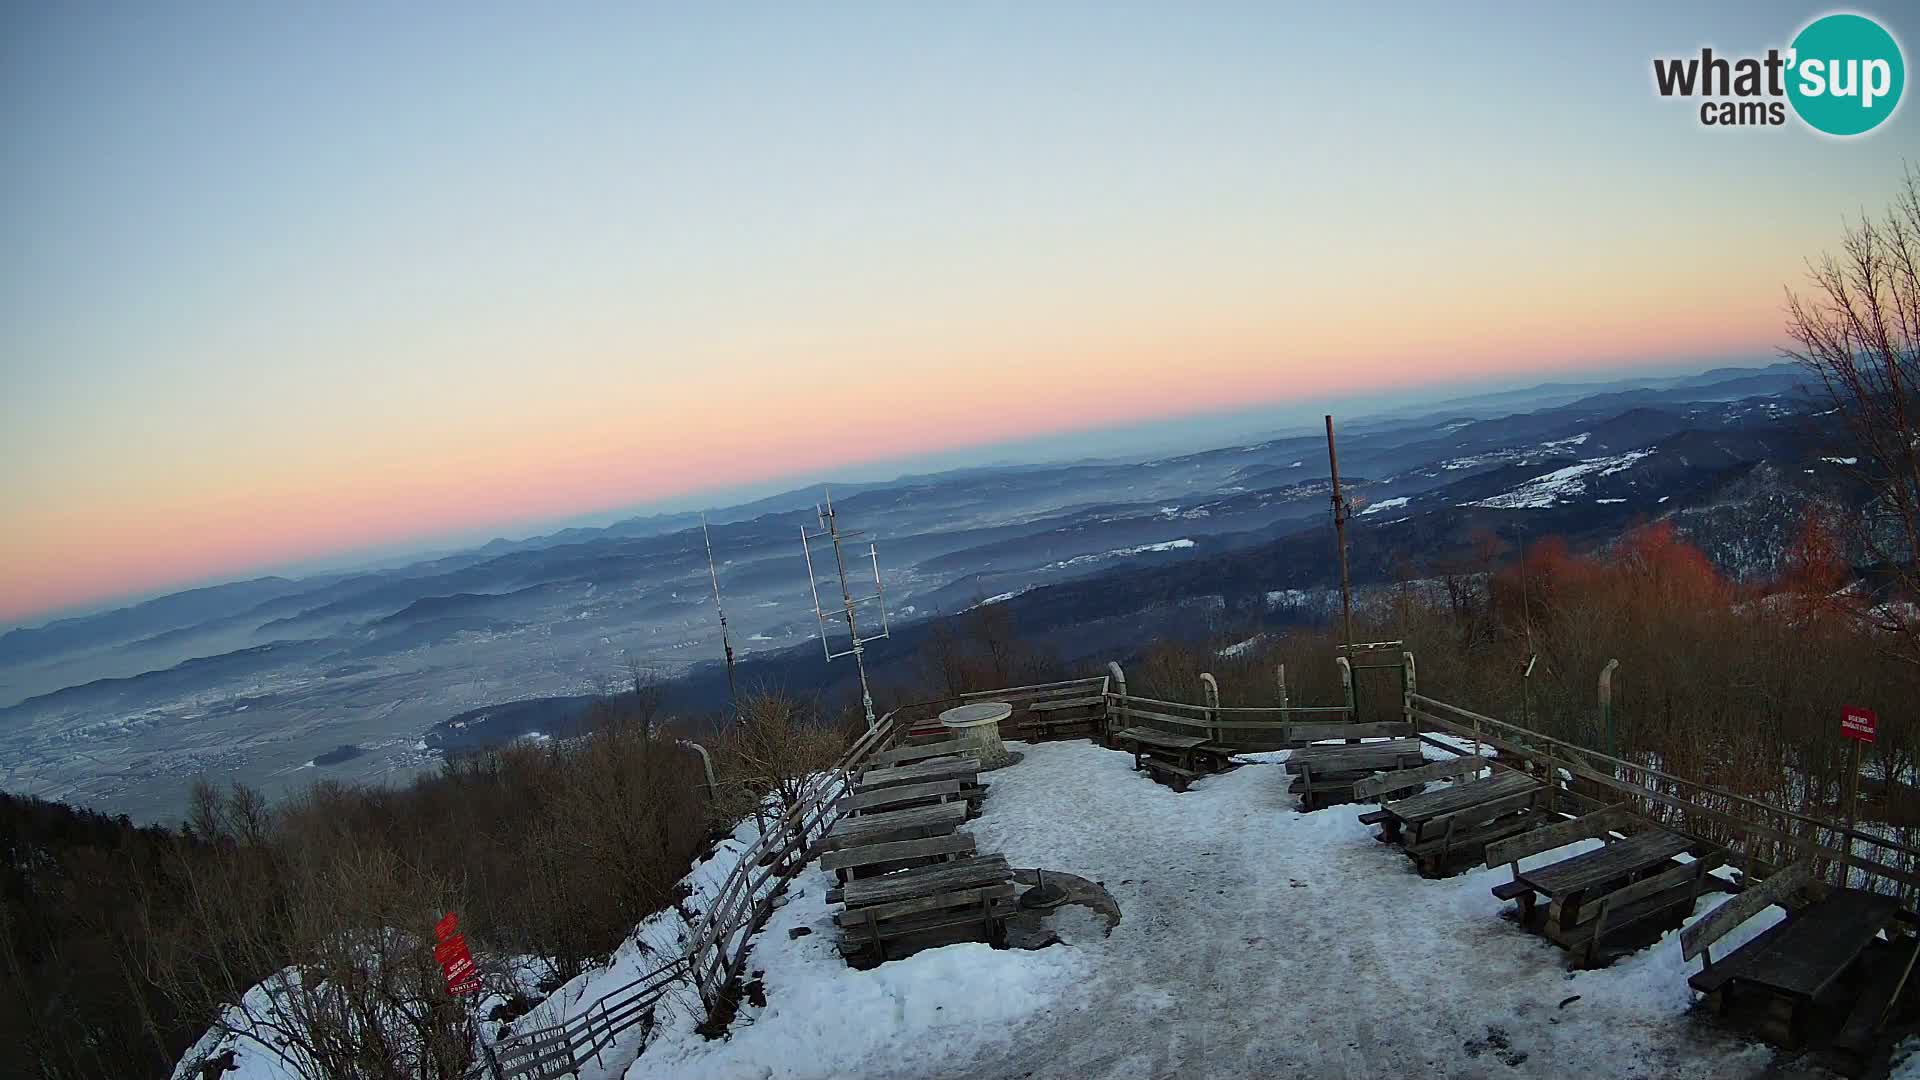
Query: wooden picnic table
[[1690, 887, 1904, 1047], [858, 758, 979, 791], [1703, 888, 1899, 1000], [1376, 769, 1547, 874], [1382, 769, 1540, 832], [821, 801, 966, 851], [1112, 725, 1231, 790], [1286, 738, 1423, 774], [1517, 829, 1692, 909], [1288, 738, 1425, 810]]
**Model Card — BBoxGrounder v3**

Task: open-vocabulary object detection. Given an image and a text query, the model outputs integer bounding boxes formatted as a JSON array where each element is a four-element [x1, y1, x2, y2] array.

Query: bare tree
[[1786, 164, 1920, 663]]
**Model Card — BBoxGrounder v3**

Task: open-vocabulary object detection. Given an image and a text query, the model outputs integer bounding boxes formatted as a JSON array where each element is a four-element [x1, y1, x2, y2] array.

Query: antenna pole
[[702, 515, 739, 716], [800, 488, 891, 730], [1326, 415, 1355, 656], [825, 492, 877, 728]]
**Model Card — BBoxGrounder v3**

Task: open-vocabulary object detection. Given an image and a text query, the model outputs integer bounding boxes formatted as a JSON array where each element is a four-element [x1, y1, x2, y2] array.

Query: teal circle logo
[[1787, 13, 1905, 136]]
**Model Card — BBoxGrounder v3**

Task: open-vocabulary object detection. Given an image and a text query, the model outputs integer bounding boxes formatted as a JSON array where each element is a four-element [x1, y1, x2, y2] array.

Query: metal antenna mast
[[702, 514, 739, 714], [800, 488, 892, 728], [1325, 415, 1356, 656]]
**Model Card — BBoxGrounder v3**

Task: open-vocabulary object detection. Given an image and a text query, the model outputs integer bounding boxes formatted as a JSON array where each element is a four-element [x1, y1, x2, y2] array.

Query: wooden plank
[[1728, 889, 1899, 999], [1404, 807, 1553, 865], [1519, 830, 1693, 899], [821, 801, 966, 851], [1604, 852, 1723, 911], [837, 779, 962, 815], [839, 854, 1010, 909], [1680, 860, 1812, 962], [1485, 804, 1633, 868], [836, 896, 1016, 952], [837, 882, 1017, 927], [1385, 770, 1540, 826], [1289, 721, 1415, 742], [1406, 790, 1546, 853], [858, 759, 979, 791], [868, 740, 966, 767], [1287, 738, 1423, 773], [822, 832, 977, 874], [1029, 695, 1103, 711], [1114, 726, 1209, 750], [1353, 755, 1491, 799]]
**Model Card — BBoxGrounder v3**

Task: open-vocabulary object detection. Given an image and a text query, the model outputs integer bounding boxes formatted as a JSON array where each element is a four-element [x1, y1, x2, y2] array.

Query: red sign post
[[1842, 705, 1878, 743], [1839, 706, 1879, 889], [435, 912, 480, 996]]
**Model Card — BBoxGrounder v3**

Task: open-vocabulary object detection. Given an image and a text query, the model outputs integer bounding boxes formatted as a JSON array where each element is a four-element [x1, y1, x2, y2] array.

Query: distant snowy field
[[185, 739, 1874, 1080]]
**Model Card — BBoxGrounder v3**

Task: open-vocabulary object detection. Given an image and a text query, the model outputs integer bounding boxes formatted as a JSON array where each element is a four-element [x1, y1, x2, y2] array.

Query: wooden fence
[[1104, 692, 1355, 751], [1406, 691, 1920, 903]]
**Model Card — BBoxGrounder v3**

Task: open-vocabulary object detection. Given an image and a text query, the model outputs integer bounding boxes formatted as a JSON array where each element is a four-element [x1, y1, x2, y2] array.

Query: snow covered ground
[[622, 739, 1801, 1080]]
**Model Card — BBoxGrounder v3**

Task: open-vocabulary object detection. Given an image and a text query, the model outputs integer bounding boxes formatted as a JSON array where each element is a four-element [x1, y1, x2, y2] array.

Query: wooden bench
[[1028, 695, 1103, 712], [837, 779, 970, 818], [1143, 757, 1203, 792], [1352, 755, 1492, 802], [1682, 861, 1904, 1047], [821, 801, 967, 852], [821, 832, 975, 885], [858, 758, 980, 792], [867, 739, 967, 768]]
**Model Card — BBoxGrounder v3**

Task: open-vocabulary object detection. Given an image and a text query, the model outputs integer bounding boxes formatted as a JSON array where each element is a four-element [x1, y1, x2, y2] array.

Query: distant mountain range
[[0, 361, 1852, 821]]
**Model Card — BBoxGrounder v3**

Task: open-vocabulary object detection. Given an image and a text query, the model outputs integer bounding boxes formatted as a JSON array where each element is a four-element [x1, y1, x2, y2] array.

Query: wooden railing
[[1104, 692, 1354, 750], [1406, 691, 1920, 902]]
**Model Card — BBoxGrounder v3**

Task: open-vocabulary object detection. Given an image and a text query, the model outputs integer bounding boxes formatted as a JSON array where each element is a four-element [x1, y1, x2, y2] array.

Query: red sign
[[1842, 705, 1878, 744], [435, 912, 480, 996]]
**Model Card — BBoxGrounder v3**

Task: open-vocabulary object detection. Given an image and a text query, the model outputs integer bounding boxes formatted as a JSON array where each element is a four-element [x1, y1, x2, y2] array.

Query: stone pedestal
[[939, 701, 1016, 769]]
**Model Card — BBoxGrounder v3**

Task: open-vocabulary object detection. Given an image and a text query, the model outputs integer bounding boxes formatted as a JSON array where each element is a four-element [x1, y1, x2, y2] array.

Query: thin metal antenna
[[1326, 415, 1355, 656], [702, 514, 739, 715], [800, 487, 892, 728]]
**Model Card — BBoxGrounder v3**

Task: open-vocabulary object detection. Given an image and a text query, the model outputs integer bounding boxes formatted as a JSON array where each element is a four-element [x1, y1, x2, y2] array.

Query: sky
[[3, 2, 1916, 627]]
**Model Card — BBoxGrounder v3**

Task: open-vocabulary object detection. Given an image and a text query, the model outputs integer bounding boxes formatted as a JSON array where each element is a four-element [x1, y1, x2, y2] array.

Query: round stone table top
[[939, 701, 1012, 729]]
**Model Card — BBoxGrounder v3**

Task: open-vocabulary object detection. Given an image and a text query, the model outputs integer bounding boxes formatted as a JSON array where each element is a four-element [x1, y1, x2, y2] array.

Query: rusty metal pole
[[1326, 416, 1355, 659]]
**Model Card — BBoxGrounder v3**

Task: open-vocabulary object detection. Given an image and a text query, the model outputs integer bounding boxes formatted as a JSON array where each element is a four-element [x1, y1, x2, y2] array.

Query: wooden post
[[1200, 673, 1220, 743], [1843, 737, 1864, 889], [1107, 661, 1127, 742], [1401, 651, 1417, 728]]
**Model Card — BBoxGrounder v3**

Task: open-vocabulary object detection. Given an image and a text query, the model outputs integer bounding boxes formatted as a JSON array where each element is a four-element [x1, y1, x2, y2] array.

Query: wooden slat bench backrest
[[837, 779, 962, 815], [1485, 804, 1633, 869], [1680, 860, 1813, 963], [1353, 755, 1491, 800], [1589, 851, 1724, 926], [1287, 721, 1415, 743], [820, 832, 975, 874]]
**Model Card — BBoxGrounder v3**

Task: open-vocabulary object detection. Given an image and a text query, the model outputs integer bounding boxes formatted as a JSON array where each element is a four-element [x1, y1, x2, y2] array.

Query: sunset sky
[[3, 2, 1915, 626]]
